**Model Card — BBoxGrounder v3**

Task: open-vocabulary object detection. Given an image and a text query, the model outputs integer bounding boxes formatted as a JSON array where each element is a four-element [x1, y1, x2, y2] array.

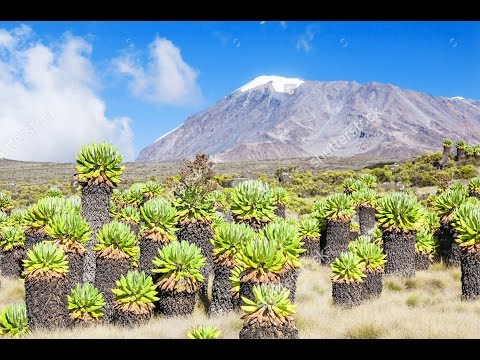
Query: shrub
[[241, 284, 297, 326], [331, 251, 366, 283], [186, 325, 222, 339], [376, 192, 423, 232], [0, 304, 29, 337], [75, 142, 125, 187], [152, 241, 206, 293], [67, 283, 106, 321]]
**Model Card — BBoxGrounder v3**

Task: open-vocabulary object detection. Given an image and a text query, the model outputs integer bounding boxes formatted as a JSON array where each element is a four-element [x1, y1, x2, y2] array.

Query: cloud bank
[[0, 25, 134, 162], [113, 36, 202, 106]]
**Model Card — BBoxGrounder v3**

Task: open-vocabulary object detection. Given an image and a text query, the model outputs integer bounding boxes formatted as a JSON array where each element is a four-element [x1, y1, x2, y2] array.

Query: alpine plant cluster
[[1, 138, 480, 337]]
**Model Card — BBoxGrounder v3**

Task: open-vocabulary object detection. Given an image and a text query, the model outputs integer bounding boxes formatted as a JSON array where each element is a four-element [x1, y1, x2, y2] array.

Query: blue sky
[[0, 21, 478, 162]]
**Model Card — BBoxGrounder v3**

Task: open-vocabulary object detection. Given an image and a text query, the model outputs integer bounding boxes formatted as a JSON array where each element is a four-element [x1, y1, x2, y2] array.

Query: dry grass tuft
[[406, 294, 420, 307], [384, 280, 403, 292], [345, 323, 387, 339], [403, 278, 419, 290], [0, 277, 25, 308]]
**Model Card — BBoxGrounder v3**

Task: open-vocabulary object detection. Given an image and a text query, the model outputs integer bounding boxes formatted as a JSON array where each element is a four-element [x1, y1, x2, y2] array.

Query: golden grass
[[2, 258, 480, 338]]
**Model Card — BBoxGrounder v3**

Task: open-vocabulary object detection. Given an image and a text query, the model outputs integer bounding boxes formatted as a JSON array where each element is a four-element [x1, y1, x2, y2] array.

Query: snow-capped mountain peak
[[236, 75, 304, 93]]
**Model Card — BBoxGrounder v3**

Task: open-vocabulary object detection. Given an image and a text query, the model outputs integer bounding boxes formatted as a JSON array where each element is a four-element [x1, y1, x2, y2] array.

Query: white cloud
[[296, 26, 316, 53], [114, 36, 202, 106], [0, 25, 134, 162]]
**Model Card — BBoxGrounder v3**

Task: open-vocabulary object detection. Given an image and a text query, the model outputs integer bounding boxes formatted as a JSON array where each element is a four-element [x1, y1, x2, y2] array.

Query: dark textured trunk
[[25, 231, 49, 251], [274, 204, 286, 219], [210, 263, 234, 316], [323, 219, 351, 265], [350, 230, 360, 241], [176, 221, 213, 311], [358, 206, 376, 235], [332, 281, 363, 308], [94, 256, 132, 321], [456, 147, 465, 161], [460, 249, 480, 300], [155, 290, 197, 317], [69, 317, 101, 329], [415, 252, 431, 271], [362, 271, 383, 300], [279, 268, 298, 303], [139, 238, 163, 275], [112, 308, 153, 327], [239, 280, 259, 303], [301, 236, 320, 259], [319, 228, 327, 255], [441, 146, 451, 165], [25, 276, 70, 330], [124, 222, 139, 235], [223, 210, 235, 223], [469, 191, 480, 200], [239, 278, 281, 303], [439, 222, 461, 267], [232, 295, 242, 312], [65, 252, 85, 290], [234, 216, 269, 232], [0, 248, 25, 279], [81, 183, 112, 284], [239, 322, 299, 339], [383, 229, 416, 277]]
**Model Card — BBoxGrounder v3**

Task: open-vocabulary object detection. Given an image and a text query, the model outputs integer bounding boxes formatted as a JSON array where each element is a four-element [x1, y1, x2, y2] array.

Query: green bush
[[368, 166, 394, 183], [458, 165, 477, 179]]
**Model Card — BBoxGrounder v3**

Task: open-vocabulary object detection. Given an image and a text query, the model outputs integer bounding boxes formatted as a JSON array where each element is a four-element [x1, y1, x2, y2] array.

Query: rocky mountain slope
[[137, 75, 480, 162]]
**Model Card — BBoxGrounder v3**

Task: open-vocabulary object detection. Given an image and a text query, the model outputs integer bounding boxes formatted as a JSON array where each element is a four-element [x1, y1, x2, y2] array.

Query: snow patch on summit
[[237, 75, 304, 94], [154, 124, 184, 143]]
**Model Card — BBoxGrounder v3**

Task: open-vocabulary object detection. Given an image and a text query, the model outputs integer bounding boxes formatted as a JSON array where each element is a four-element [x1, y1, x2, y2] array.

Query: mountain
[[137, 75, 480, 163]]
